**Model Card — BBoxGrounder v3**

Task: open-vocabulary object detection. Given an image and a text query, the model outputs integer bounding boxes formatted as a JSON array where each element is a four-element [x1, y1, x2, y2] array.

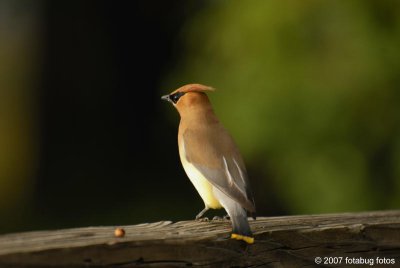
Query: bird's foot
[[211, 215, 230, 221], [196, 217, 209, 222], [212, 216, 223, 221]]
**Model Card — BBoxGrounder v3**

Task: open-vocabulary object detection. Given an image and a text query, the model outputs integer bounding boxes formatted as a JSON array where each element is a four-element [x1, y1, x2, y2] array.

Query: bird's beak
[[161, 94, 172, 103]]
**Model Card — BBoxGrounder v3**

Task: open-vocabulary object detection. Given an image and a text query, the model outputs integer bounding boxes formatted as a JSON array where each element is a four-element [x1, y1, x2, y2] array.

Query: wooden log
[[0, 210, 399, 267]]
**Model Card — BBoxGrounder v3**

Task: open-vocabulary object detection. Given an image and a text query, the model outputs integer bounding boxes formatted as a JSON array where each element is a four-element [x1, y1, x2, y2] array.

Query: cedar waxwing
[[162, 84, 256, 244]]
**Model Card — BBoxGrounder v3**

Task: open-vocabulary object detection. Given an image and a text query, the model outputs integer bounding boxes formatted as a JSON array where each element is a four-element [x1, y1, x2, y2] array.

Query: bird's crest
[[171, 84, 215, 95]]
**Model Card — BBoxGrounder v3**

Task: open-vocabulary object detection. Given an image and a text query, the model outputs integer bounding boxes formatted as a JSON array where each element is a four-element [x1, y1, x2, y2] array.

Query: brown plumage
[[162, 84, 256, 244]]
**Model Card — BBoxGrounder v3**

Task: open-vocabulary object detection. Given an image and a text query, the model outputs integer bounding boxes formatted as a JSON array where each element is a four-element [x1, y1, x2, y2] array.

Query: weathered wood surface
[[0, 211, 399, 267]]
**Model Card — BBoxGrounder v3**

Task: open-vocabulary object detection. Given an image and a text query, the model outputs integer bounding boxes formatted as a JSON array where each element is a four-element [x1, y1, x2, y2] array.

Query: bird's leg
[[195, 206, 209, 221]]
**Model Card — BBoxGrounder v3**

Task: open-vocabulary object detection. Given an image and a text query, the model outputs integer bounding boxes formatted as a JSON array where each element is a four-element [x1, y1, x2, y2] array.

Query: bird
[[161, 83, 256, 244]]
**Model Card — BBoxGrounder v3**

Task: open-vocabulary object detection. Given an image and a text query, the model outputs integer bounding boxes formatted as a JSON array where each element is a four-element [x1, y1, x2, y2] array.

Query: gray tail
[[212, 186, 253, 237], [231, 215, 252, 237]]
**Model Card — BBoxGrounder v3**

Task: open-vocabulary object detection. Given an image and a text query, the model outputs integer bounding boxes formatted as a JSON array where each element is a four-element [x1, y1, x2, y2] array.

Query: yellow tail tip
[[231, 233, 254, 244]]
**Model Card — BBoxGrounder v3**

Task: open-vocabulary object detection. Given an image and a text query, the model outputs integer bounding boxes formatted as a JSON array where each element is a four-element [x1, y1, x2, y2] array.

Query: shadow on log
[[0, 210, 399, 267]]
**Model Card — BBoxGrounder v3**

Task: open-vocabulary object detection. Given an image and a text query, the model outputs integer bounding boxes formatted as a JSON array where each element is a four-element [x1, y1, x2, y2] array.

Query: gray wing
[[182, 128, 256, 213]]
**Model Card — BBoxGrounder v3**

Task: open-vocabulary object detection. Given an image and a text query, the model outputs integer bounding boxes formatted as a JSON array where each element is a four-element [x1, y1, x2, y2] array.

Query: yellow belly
[[179, 145, 222, 209]]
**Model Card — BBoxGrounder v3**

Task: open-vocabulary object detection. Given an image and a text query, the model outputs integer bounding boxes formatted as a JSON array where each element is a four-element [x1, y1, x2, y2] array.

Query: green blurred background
[[1, 0, 399, 234]]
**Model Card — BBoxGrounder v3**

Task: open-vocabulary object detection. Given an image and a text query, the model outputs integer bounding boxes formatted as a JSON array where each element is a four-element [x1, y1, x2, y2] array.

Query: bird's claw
[[212, 216, 223, 221], [196, 217, 209, 222]]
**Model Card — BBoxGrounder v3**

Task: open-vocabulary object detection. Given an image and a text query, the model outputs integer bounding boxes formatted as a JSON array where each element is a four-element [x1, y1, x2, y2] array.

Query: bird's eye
[[170, 92, 185, 104]]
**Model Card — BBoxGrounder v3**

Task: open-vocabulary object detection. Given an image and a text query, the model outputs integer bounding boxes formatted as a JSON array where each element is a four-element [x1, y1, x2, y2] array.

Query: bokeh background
[[1, 0, 399, 234]]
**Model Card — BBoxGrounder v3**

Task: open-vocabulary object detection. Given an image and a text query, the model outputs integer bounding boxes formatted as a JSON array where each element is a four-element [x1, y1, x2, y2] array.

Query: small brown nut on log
[[114, 228, 125, 237]]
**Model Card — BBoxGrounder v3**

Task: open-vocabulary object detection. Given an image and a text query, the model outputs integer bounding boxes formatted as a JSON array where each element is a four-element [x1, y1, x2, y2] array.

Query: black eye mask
[[170, 92, 186, 104]]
